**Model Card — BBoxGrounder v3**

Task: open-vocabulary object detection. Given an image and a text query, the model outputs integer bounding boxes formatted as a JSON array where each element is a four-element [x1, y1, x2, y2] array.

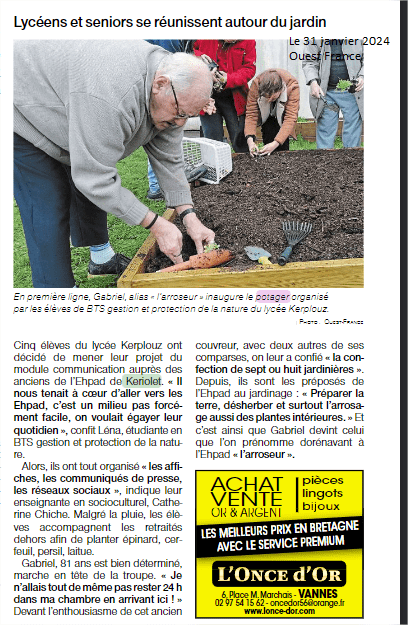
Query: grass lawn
[[14, 148, 167, 288], [13, 135, 345, 288]]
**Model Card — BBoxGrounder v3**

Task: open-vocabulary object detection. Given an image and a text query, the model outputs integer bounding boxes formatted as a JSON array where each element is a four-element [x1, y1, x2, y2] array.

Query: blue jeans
[[14, 133, 109, 288], [200, 90, 248, 153], [147, 159, 160, 194], [316, 90, 362, 149]]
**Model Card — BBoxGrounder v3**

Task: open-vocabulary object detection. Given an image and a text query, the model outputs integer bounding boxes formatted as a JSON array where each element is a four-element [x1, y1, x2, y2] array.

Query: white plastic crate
[[182, 137, 232, 184]]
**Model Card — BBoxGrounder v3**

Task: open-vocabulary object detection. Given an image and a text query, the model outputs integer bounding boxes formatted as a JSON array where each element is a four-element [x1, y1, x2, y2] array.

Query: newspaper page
[[1, 1, 406, 624]]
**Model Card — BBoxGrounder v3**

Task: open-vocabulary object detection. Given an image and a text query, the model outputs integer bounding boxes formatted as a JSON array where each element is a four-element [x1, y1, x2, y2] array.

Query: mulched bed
[[146, 148, 363, 272]]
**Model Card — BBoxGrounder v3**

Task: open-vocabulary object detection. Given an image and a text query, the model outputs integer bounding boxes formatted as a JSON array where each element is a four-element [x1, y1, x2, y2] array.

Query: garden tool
[[245, 246, 273, 266], [158, 249, 234, 273], [278, 221, 313, 266], [320, 95, 340, 113]]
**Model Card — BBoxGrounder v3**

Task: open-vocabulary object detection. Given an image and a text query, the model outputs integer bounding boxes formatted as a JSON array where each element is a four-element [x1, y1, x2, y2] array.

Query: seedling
[[336, 78, 358, 93], [204, 242, 220, 253], [336, 79, 352, 92]]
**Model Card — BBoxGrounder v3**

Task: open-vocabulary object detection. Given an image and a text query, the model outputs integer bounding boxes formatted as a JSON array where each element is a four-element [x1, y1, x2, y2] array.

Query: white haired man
[[14, 41, 215, 287]]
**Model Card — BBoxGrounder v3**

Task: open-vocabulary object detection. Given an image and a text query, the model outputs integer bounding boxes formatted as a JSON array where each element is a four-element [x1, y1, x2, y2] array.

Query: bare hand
[[149, 216, 183, 264], [202, 98, 216, 115], [247, 138, 259, 158], [182, 213, 215, 254], [310, 80, 325, 98], [260, 141, 280, 155], [200, 54, 215, 67], [215, 70, 227, 83], [355, 76, 364, 92]]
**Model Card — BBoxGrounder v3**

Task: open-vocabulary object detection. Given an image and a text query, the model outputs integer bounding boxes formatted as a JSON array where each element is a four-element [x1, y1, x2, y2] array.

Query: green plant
[[336, 79, 352, 92], [204, 242, 220, 252]]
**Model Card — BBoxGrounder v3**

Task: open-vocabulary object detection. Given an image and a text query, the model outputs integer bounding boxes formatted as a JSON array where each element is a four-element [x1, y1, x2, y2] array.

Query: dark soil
[[146, 148, 363, 272]]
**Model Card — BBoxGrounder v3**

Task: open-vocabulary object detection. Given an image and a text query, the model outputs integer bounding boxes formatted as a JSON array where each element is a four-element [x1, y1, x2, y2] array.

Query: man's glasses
[[170, 81, 198, 119]]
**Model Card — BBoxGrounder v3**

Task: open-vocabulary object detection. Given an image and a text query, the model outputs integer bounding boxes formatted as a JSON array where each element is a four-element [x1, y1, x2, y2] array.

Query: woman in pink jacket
[[194, 40, 256, 153]]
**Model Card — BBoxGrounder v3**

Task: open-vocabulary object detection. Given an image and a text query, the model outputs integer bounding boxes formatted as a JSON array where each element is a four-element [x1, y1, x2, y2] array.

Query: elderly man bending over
[[14, 40, 214, 288]]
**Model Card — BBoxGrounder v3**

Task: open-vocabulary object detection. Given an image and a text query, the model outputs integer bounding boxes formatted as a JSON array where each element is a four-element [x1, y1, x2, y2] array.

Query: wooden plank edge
[[124, 258, 364, 289]]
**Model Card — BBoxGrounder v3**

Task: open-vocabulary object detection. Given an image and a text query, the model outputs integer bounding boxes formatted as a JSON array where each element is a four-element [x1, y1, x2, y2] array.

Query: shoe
[[88, 253, 131, 278], [146, 189, 164, 200], [184, 163, 208, 183]]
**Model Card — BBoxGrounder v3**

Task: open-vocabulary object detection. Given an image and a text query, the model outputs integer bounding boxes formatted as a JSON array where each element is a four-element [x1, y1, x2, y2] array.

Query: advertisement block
[[196, 470, 363, 618]]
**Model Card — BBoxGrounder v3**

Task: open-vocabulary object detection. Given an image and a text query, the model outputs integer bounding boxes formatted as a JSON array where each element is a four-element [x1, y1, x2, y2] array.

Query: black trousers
[[261, 115, 290, 151], [200, 90, 248, 153], [14, 133, 109, 287]]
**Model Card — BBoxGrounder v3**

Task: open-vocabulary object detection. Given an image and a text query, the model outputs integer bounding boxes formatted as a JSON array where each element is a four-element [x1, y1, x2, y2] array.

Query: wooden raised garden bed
[[229, 120, 347, 142], [118, 149, 363, 289], [295, 119, 364, 143]]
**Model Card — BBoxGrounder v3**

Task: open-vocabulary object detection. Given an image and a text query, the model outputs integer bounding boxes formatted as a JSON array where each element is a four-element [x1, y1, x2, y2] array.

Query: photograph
[[13, 38, 364, 289]]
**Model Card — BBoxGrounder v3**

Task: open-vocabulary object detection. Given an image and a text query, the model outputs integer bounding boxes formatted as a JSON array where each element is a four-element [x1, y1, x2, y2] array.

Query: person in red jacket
[[194, 40, 256, 153]]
